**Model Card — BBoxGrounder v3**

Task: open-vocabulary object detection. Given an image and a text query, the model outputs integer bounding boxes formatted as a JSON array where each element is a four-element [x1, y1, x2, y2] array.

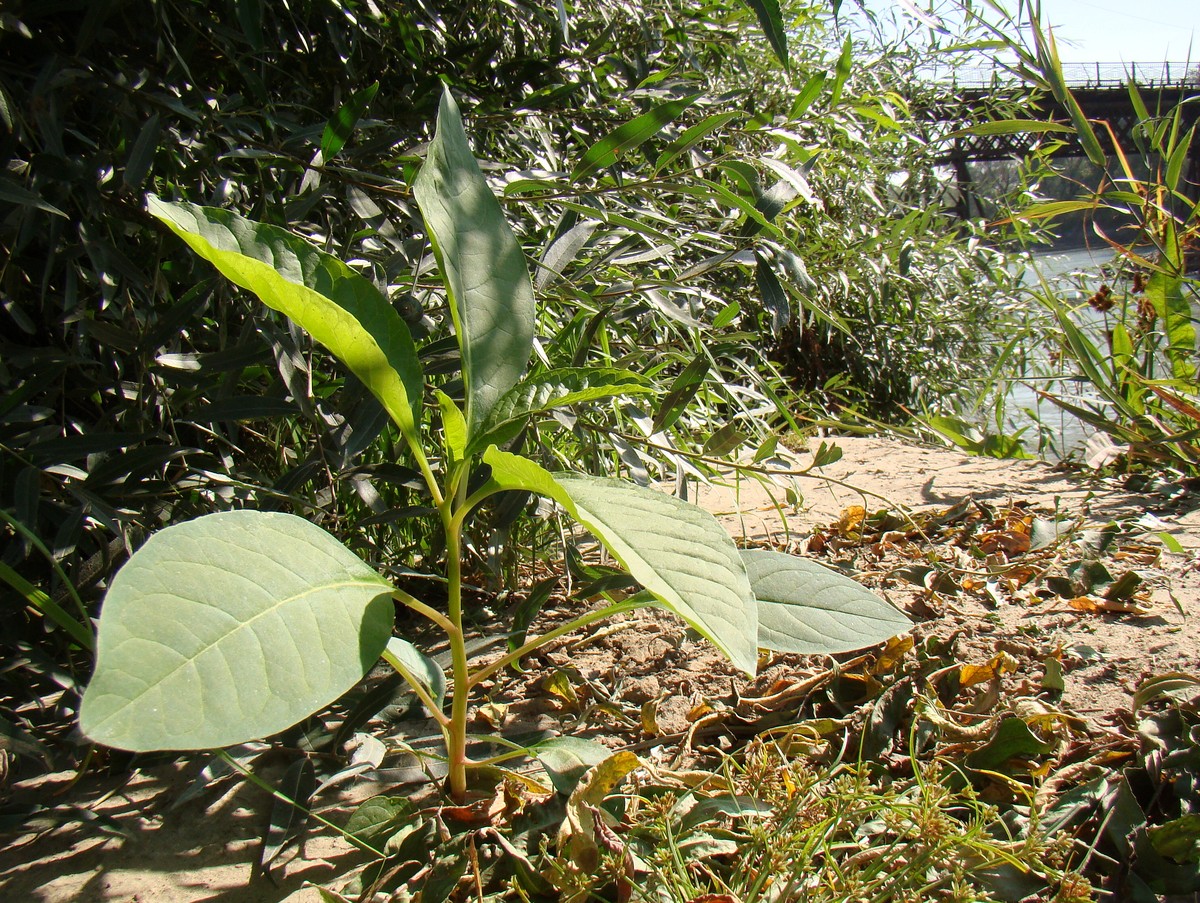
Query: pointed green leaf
[[655, 112, 742, 173], [830, 36, 853, 107], [321, 81, 379, 159], [383, 637, 446, 715], [738, 0, 788, 68], [948, 120, 1074, 138], [146, 196, 423, 439], [743, 549, 910, 654], [436, 390, 468, 467], [79, 511, 395, 752], [653, 354, 710, 433], [469, 368, 654, 455], [572, 94, 702, 182], [414, 86, 535, 437], [480, 450, 758, 673]]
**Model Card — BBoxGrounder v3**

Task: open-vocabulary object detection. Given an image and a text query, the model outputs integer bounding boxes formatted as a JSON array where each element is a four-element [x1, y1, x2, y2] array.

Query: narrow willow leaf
[[0, 176, 67, 217], [383, 637, 446, 715], [536, 219, 596, 290], [480, 450, 758, 673], [414, 86, 535, 437], [830, 36, 853, 107], [948, 120, 1074, 137], [743, 549, 910, 654], [123, 113, 161, 190], [79, 511, 395, 752], [653, 354, 710, 433], [737, 0, 788, 69], [321, 81, 379, 159], [754, 251, 790, 337], [470, 368, 654, 455], [146, 196, 423, 438], [572, 94, 701, 182], [656, 112, 742, 173], [790, 72, 826, 119]]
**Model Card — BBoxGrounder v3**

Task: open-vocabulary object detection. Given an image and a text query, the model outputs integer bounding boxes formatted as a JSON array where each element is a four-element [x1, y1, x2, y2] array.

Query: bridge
[[923, 61, 1200, 216]]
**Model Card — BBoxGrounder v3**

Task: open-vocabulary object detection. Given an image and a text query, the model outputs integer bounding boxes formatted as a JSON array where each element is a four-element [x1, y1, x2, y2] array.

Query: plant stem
[[441, 496, 471, 803]]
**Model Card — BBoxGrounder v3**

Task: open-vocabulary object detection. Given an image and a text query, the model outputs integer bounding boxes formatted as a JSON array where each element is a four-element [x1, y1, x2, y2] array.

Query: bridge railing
[[926, 60, 1199, 91]]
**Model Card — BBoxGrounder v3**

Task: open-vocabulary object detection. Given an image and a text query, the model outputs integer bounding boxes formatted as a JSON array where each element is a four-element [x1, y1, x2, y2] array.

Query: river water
[[999, 246, 1114, 458]]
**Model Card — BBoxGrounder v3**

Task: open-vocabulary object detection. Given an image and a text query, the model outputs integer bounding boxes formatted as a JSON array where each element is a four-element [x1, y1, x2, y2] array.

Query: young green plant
[[77, 87, 910, 803]]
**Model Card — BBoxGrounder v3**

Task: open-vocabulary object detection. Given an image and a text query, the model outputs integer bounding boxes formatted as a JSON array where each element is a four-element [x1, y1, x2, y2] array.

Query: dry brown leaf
[[838, 505, 866, 537], [1068, 595, 1153, 615]]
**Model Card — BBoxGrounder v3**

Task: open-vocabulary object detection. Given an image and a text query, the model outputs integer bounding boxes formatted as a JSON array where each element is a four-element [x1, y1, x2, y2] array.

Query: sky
[[1026, 0, 1198, 63]]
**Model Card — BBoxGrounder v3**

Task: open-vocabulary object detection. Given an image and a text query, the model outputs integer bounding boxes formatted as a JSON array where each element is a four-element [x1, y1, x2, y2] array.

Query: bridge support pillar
[[952, 156, 973, 220]]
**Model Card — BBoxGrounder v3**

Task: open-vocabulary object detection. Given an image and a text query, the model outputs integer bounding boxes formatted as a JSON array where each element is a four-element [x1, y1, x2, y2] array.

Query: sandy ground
[[4, 435, 1199, 901]]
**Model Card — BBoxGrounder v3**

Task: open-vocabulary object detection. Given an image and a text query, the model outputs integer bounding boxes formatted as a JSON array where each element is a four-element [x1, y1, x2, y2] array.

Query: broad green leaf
[[532, 735, 611, 796], [743, 549, 910, 654], [572, 94, 702, 182], [146, 196, 423, 438], [480, 449, 758, 673], [79, 511, 395, 752], [1149, 814, 1200, 864], [346, 795, 420, 847], [383, 637, 446, 715], [965, 716, 1055, 770], [737, 0, 788, 68], [469, 367, 654, 455], [413, 86, 535, 437], [321, 81, 379, 159]]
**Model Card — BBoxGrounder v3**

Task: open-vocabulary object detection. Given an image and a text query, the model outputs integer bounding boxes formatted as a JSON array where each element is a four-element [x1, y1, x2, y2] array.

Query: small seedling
[[78, 87, 910, 804]]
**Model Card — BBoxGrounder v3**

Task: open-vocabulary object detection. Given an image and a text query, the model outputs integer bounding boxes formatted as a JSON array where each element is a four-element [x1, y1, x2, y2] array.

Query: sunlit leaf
[[80, 511, 395, 751], [321, 81, 379, 159], [382, 637, 446, 715], [572, 94, 701, 182], [146, 196, 424, 439], [480, 449, 758, 674], [414, 86, 535, 436], [744, 550, 910, 654]]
